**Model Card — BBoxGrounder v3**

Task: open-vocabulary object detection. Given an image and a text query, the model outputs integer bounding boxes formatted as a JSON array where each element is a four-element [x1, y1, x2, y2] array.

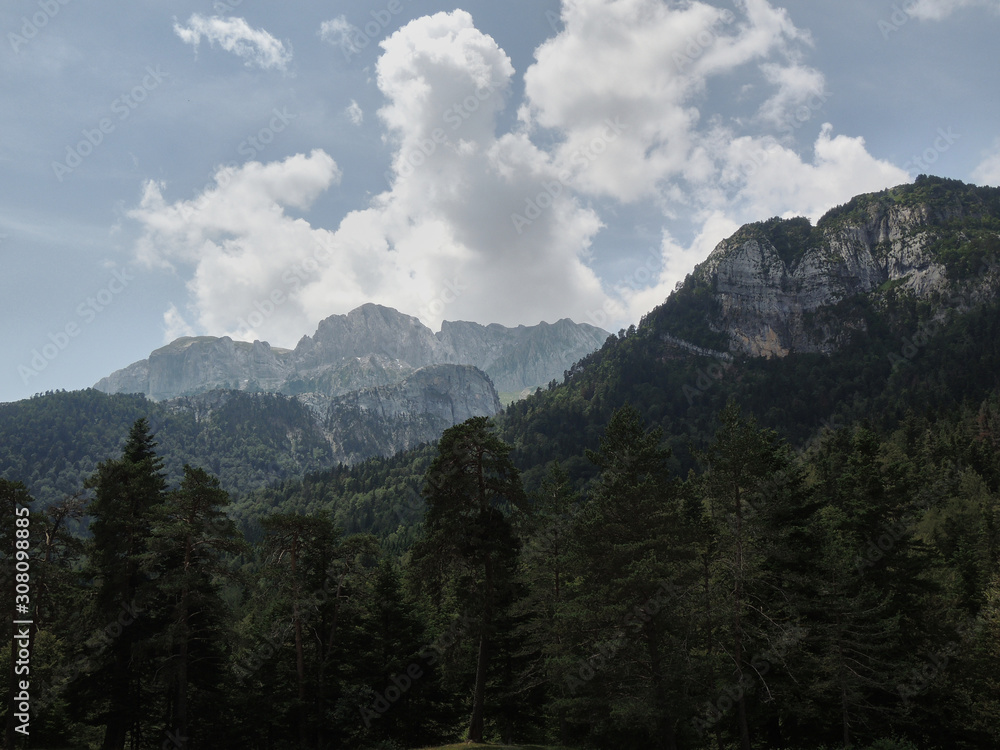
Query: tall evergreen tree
[[147, 466, 245, 749], [408, 416, 527, 743], [259, 512, 342, 747], [694, 401, 814, 750], [568, 405, 697, 750], [83, 418, 168, 750]]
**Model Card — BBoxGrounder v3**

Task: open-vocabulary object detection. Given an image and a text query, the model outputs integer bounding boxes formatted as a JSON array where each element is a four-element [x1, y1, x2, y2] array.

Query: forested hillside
[[4, 396, 1000, 749], [0, 389, 333, 505]]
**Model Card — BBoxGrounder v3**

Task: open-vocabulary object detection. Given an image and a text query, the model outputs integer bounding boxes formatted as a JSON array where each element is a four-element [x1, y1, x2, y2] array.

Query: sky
[[2, 0, 999, 403]]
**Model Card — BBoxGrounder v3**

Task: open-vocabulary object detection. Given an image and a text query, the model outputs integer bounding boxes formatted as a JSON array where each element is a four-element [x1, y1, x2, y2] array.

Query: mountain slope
[[323, 364, 501, 465], [650, 175, 1000, 357], [94, 304, 609, 402]]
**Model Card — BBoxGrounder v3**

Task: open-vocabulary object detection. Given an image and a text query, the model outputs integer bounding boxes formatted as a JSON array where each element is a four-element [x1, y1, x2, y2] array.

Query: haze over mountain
[[94, 303, 609, 403]]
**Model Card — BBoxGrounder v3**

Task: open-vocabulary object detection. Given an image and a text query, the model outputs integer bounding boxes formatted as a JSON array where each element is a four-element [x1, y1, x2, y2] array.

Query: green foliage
[[0, 389, 334, 508], [734, 215, 819, 267]]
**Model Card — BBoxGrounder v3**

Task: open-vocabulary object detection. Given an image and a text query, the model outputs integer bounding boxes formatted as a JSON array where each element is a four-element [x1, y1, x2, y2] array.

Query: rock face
[[95, 304, 608, 402], [97, 337, 293, 401], [324, 365, 502, 465], [687, 179, 1000, 357], [93, 304, 607, 465]]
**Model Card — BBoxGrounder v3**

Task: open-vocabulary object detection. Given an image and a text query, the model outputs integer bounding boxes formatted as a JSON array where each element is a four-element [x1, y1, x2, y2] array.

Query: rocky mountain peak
[[659, 177, 1000, 358]]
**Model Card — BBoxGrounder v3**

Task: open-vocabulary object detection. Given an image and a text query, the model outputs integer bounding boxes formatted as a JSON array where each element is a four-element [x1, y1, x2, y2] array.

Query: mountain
[[94, 304, 610, 403], [323, 364, 501, 465], [0, 389, 335, 506], [648, 175, 1000, 357], [500, 175, 1000, 482], [238, 177, 1000, 548], [8, 177, 999, 511]]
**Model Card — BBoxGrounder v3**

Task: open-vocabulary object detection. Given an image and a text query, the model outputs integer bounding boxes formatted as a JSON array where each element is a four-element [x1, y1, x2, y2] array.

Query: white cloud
[[130, 151, 342, 341], [728, 125, 910, 223], [139, 4, 919, 345], [163, 304, 196, 342], [908, 0, 1000, 21], [521, 0, 815, 202], [174, 15, 292, 71], [520, 1, 910, 322], [346, 100, 364, 126], [134, 11, 612, 344], [756, 62, 827, 130], [319, 16, 363, 57], [972, 141, 1000, 186]]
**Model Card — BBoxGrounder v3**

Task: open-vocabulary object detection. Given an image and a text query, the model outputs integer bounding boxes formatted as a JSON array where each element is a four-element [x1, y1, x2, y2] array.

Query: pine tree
[[83, 418, 168, 750], [147, 466, 245, 749], [694, 402, 814, 750], [567, 405, 696, 750], [408, 416, 527, 743], [259, 512, 342, 747]]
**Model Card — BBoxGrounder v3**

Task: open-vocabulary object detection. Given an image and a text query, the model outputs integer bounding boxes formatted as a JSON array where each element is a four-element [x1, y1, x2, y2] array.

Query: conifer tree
[[568, 405, 696, 750], [83, 418, 168, 750], [408, 416, 527, 743], [147, 466, 244, 749]]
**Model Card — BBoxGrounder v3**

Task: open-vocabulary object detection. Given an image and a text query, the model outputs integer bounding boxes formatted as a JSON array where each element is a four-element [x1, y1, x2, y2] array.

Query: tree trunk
[[468, 627, 489, 742], [703, 554, 725, 750], [290, 538, 307, 748], [469, 548, 493, 743], [734, 486, 752, 750], [175, 555, 191, 749], [645, 623, 678, 750]]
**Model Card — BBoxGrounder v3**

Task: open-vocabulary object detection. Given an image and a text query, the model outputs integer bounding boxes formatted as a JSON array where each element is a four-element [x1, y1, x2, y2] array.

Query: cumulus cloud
[[908, 0, 1000, 20], [163, 303, 196, 341], [174, 15, 292, 70], [141, 3, 917, 344], [756, 62, 827, 130], [972, 141, 1000, 186], [134, 11, 611, 344], [520, 0, 818, 203], [130, 151, 342, 341], [520, 0, 910, 321]]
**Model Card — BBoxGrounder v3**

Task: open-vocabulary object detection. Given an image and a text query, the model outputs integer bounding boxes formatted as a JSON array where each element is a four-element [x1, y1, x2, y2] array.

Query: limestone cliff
[[683, 177, 1000, 358], [95, 304, 607, 403], [322, 364, 502, 465]]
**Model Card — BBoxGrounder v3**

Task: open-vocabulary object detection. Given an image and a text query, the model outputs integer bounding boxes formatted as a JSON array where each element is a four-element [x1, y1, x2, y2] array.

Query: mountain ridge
[[95, 303, 610, 402]]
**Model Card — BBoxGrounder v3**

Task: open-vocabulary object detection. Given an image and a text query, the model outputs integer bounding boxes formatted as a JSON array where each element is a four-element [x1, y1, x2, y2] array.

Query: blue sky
[[2, 0, 999, 403]]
